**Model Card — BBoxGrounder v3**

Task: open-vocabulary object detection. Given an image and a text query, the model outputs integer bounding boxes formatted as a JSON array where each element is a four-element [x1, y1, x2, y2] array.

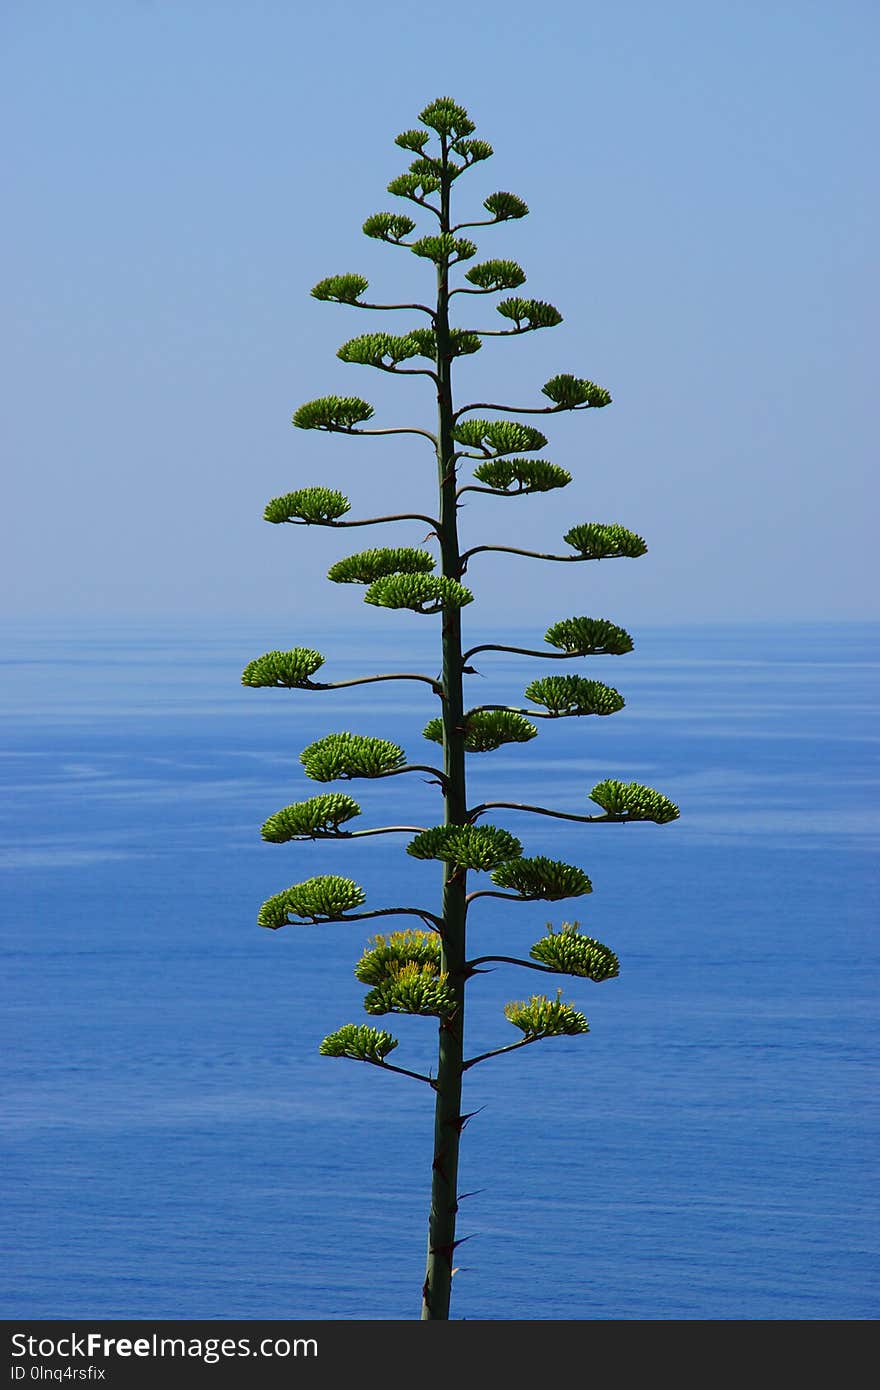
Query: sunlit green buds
[[263, 487, 351, 525], [293, 396, 375, 431], [260, 794, 362, 842], [529, 923, 619, 981], [497, 298, 563, 330], [395, 129, 431, 153], [454, 138, 493, 163], [454, 419, 548, 457], [472, 459, 571, 494], [355, 930, 441, 986], [388, 171, 440, 199], [241, 649, 324, 688], [320, 1023, 399, 1061], [258, 875, 366, 928], [311, 274, 369, 304], [484, 190, 529, 221], [419, 97, 475, 137], [464, 259, 527, 292], [564, 523, 648, 559], [544, 617, 634, 656], [362, 211, 417, 243], [422, 709, 538, 752], [327, 548, 435, 585], [407, 824, 522, 872], [299, 732, 406, 782], [337, 333, 421, 367], [589, 780, 680, 824], [407, 328, 481, 360], [491, 857, 593, 900], [504, 990, 589, 1038], [364, 574, 473, 615], [411, 234, 477, 264], [525, 676, 625, 717], [363, 963, 456, 1018], [542, 375, 612, 409]]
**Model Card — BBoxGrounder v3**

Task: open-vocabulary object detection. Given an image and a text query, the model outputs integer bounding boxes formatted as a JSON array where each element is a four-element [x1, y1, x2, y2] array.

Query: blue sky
[[2, 0, 876, 624]]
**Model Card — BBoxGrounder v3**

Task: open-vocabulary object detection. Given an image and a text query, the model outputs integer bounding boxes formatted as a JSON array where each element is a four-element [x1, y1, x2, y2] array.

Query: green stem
[[421, 132, 467, 1324]]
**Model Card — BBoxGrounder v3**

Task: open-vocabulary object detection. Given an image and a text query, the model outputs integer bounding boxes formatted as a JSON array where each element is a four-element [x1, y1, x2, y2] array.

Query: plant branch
[[468, 801, 617, 825], [453, 400, 571, 422], [342, 426, 439, 444], [354, 301, 436, 317], [464, 889, 527, 907], [308, 672, 443, 696], [469, 703, 571, 720], [460, 544, 584, 568], [283, 511, 441, 534], [339, 906, 445, 931], [467, 955, 559, 975], [462, 642, 581, 663], [365, 1057, 437, 1086], [462, 1036, 544, 1070]]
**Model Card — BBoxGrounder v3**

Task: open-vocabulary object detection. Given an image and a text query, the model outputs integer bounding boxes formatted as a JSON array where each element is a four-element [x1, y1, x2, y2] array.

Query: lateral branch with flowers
[[243, 98, 679, 1321]]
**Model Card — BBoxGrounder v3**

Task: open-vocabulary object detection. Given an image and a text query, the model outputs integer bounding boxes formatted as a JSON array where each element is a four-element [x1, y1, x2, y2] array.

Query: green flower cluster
[[260, 794, 361, 842], [541, 374, 611, 408], [589, 780, 680, 824], [464, 258, 526, 291], [241, 649, 324, 688], [529, 923, 619, 981], [525, 675, 625, 717], [454, 419, 548, 456], [406, 824, 522, 872], [491, 857, 593, 901], [263, 487, 350, 525], [472, 458, 571, 493], [362, 212, 416, 242], [483, 191, 529, 221], [337, 333, 422, 367], [293, 396, 374, 431], [497, 298, 562, 330], [311, 274, 369, 304], [363, 963, 456, 1018], [299, 732, 406, 782], [258, 876, 366, 928], [364, 573, 473, 614], [354, 930, 441, 986], [544, 616, 634, 656], [319, 1024, 399, 1062], [327, 548, 435, 585], [504, 991, 589, 1038], [422, 709, 537, 752], [564, 523, 647, 559], [411, 234, 477, 264]]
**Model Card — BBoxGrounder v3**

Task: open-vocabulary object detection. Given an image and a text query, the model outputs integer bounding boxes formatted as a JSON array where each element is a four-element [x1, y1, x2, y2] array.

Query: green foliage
[[504, 990, 589, 1038], [454, 419, 548, 456], [241, 649, 324, 688], [260, 794, 361, 842], [293, 396, 375, 431], [419, 96, 475, 137], [363, 963, 456, 1018], [464, 259, 526, 292], [497, 298, 562, 330], [337, 334, 422, 367], [483, 190, 529, 221], [472, 458, 571, 493], [364, 573, 473, 614], [311, 274, 369, 304], [529, 923, 620, 981], [299, 732, 406, 782], [454, 138, 493, 164], [544, 616, 634, 656], [564, 523, 648, 559], [406, 328, 482, 359], [355, 930, 441, 986], [388, 171, 440, 200], [422, 709, 538, 752], [589, 780, 681, 824], [263, 487, 351, 525], [407, 824, 522, 872], [362, 212, 417, 243], [490, 856, 593, 901], [525, 675, 625, 717], [258, 875, 366, 928], [327, 548, 435, 586], [319, 1023, 399, 1062], [394, 129, 430, 153], [411, 234, 477, 264], [542, 374, 612, 409]]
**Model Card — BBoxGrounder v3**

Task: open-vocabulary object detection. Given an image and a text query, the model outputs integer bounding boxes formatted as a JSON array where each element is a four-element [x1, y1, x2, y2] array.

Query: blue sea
[[2, 620, 877, 1321]]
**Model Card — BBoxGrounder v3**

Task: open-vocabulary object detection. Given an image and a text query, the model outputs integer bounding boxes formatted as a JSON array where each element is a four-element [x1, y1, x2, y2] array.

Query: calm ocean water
[[1, 620, 877, 1320]]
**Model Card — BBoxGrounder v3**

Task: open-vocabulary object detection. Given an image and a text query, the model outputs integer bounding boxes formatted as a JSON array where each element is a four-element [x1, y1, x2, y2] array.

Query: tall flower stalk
[[244, 97, 679, 1321]]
